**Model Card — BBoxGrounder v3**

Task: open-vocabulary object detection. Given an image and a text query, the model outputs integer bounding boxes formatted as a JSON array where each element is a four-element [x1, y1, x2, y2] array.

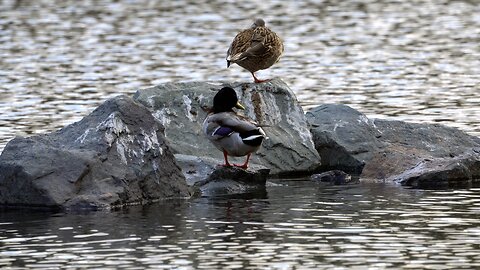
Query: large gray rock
[[0, 96, 191, 210], [307, 104, 480, 188], [133, 78, 321, 176], [306, 104, 382, 175]]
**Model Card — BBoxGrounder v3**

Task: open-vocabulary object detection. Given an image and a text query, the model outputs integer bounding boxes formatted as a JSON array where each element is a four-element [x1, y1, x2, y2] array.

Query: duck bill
[[235, 102, 245, 110]]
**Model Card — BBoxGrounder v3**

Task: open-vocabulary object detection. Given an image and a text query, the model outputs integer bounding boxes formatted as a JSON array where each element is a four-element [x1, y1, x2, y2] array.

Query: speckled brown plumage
[[227, 18, 284, 83]]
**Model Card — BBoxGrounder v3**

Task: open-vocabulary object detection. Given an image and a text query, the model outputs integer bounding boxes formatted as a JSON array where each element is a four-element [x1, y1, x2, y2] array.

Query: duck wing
[[212, 112, 258, 134], [210, 113, 265, 148], [227, 28, 270, 60], [227, 29, 251, 62]]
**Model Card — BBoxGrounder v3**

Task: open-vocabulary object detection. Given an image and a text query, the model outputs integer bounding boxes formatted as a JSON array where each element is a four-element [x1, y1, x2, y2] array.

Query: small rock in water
[[193, 166, 270, 197], [311, 170, 354, 185]]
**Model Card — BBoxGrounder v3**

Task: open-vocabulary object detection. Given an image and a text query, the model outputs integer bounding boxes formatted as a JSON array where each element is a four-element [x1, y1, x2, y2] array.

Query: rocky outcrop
[[0, 78, 321, 209], [0, 96, 191, 210], [0, 79, 322, 210], [307, 104, 480, 188], [3, 78, 478, 211], [133, 78, 321, 176]]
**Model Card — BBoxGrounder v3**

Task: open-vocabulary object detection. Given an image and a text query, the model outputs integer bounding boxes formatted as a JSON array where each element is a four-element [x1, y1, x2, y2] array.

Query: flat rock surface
[[175, 154, 269, 197]]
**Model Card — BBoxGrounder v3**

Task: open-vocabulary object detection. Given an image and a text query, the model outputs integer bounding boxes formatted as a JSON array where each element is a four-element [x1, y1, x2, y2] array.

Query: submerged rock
[[307, 104, 480, 188], [0, 96, 190, 210], [310, 170, 355, 185], [133, 78, 321, 176]]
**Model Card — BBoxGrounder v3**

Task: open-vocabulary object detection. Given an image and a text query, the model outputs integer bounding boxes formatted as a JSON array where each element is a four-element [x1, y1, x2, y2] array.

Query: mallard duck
[[226, 18, 284, 83], [203, 87, 266, 169]]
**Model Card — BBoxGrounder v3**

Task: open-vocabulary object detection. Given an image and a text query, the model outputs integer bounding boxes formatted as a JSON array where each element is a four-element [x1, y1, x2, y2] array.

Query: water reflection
[[0, 182, 479, 269], [1, 0, 480, 152]]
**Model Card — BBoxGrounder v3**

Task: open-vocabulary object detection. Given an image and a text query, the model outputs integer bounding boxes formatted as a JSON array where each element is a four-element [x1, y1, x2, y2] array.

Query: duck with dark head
[[203, 87, 266, 169]]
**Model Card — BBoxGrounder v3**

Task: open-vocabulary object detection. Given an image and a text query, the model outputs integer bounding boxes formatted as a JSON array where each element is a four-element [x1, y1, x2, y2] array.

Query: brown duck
[[226, 18, 284, 83]]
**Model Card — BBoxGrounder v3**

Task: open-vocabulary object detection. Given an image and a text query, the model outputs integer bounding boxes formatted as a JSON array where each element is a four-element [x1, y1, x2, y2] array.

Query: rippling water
[[1, 0, 479, 152], [1, 181, 479, 269], [1, 1, 480, 268]]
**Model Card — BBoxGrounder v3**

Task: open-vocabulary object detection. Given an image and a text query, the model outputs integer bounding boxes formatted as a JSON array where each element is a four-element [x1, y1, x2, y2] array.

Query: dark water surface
[[1, 181, 480, 269]]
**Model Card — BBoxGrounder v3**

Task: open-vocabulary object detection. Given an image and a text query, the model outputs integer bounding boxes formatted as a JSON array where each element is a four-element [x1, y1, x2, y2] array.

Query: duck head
[[212, 87, 245, 113], [251, 18, 265, 28]]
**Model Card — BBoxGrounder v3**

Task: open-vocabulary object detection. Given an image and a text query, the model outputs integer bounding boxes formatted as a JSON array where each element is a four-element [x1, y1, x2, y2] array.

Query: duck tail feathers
[[242, 135, 264, 146], [240, 129, 265, 146], [243, 134, 264, 141]]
